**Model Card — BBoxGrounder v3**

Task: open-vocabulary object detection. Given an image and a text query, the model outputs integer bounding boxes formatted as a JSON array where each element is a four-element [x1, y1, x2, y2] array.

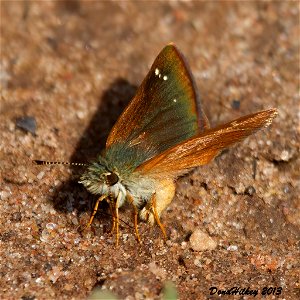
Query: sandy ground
[[0, 1, 299, 300]]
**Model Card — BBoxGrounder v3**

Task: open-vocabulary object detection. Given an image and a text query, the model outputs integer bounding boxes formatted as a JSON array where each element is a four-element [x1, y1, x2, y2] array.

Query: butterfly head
[[79, 159, 121, 195], [105, 171, 119, 186]]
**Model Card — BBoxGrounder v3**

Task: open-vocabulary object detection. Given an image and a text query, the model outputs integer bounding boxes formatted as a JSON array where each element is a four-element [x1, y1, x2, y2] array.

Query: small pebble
[[245, 186, 256, 196], [231, 99, 241, 110], [280, 150, 290, 161], [189, 229, 217, 251], [37, 171, 45, 180], [148, 261, 167, 280], [16, 116, 37, 135], [46, 223, 57, 230], [227, 245, 238, 251], [0, 190, 11, 200]]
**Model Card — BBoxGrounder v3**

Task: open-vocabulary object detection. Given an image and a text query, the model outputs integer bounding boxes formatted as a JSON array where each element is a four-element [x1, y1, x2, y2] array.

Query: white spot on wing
[[173, 99, 177, 103], [155, 68, 168, 81]]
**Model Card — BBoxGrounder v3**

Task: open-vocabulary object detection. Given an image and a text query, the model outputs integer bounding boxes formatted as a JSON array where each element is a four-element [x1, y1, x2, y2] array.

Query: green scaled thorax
[[102, 143, 151, 176], [81, 143, 149, 184]]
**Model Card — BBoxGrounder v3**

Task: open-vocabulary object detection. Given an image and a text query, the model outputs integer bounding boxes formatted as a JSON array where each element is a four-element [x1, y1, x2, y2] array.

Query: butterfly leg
[[140, 179, 175, 238], [115, 203, 119, 246], [114, 192, 123, 246], [83, 195, 107, 230], [151, 193, 167, 239], [108, 201, 116, 234], [126, 192, 141, 243]]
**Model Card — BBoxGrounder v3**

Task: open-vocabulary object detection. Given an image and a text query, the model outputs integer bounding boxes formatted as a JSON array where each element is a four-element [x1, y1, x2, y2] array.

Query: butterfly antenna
[[33, 160, 87, 167]]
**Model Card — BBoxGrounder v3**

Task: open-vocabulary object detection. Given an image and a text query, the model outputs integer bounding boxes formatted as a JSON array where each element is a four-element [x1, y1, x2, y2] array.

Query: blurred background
[[1, 1, 299, 299]]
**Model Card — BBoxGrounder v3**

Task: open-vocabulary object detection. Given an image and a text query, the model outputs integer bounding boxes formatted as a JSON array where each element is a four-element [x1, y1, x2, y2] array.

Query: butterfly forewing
[[106, 44, 209, 160], [136, 109, 278, 178]]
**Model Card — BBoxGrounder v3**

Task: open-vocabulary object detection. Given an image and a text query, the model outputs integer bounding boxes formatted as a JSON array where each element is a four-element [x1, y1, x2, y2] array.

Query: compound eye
[[106, 172, 119, 186]]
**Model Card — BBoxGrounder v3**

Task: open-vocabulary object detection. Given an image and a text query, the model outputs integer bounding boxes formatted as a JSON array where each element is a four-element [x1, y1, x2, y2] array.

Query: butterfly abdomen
[[139, 178, 176, 224]]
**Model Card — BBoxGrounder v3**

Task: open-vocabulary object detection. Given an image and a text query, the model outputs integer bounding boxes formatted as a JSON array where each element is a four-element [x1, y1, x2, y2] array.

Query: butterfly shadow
[[48, 78, 137, 228]]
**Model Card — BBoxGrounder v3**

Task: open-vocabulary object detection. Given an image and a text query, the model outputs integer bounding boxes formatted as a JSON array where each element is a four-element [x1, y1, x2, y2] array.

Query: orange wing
[[136, 109, 278, 178], [105, 44, 209, 159]]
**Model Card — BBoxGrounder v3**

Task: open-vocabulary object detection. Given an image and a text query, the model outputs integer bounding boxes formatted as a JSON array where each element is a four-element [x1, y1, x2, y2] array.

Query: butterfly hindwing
[[136, 109, 278, 178]]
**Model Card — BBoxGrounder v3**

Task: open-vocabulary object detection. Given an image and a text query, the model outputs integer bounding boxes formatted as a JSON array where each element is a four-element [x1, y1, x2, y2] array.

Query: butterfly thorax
[[79, 144, 157, 208]]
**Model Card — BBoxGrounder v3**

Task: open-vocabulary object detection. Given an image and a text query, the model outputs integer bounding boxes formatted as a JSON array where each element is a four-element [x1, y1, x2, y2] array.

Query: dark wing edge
[[172, 44, 210, 132]]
